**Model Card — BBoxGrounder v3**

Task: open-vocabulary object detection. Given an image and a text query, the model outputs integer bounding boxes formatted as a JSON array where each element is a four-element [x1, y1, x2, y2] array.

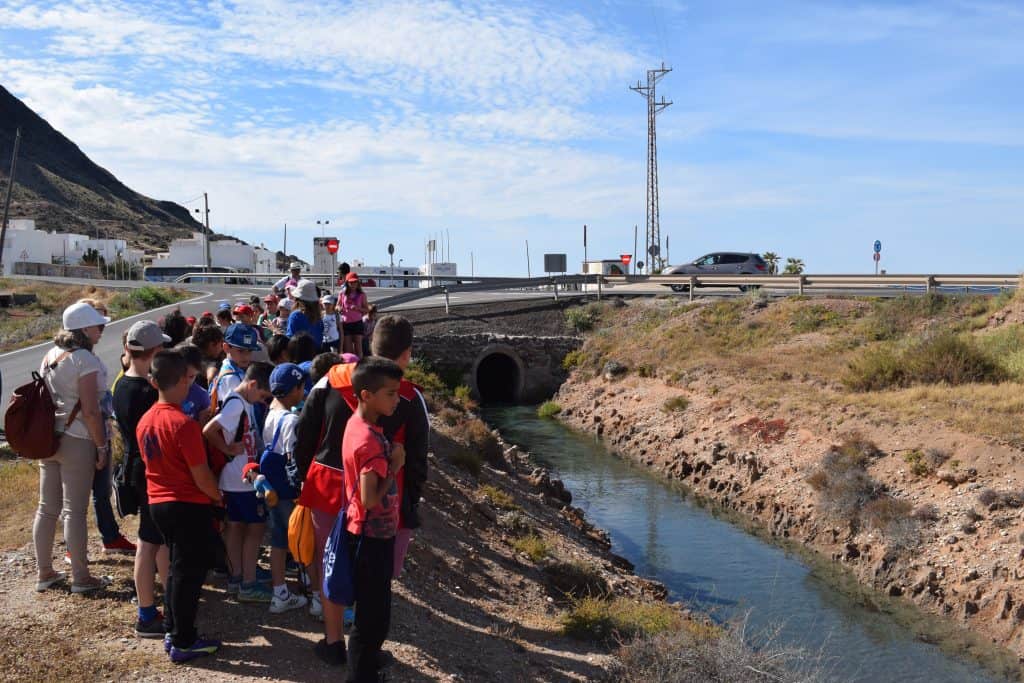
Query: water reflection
[[484, 404, 1008, 683]]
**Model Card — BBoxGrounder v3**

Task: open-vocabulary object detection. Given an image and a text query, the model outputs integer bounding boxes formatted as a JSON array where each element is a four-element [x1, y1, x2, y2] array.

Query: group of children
[[104, 284, 427, 682]]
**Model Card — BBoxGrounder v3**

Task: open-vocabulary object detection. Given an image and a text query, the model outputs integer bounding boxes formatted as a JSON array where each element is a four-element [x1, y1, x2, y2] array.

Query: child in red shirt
[[341, 358, 406, 683], [137, 350, 223, 664]]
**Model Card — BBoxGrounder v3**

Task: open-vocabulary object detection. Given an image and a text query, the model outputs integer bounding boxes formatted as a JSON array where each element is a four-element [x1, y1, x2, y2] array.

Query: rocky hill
[[0, 85, 201, 251]]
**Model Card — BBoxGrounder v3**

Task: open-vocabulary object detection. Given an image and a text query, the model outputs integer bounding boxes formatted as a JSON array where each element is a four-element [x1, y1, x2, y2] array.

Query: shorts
[[138, 489, 165, 545], [268, 498, 296, 549], [342, 321, 364, 336], [224, 491, 267, 524]]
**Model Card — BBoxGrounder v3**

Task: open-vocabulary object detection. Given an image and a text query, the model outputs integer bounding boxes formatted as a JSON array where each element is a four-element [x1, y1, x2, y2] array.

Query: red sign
[[620, 253, 632, 266], [873, 252, 880, 262], [326, 239, 339, 255]]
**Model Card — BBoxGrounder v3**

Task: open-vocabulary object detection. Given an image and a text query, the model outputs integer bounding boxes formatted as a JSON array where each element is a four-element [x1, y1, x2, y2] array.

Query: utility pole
[[283, 223, 287, 261], [633, 224, 638, 275], [583, 224, 587, 271], [666, 235, 670, 266], [0, 127, 22, 275], [631, 63, 672, 273], [194, 193, 212, 272], [525, 240, 531, 278], [470, 251, 474, 278]]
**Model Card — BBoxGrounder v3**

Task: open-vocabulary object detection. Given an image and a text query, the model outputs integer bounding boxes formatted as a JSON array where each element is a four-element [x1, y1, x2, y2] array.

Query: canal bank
[[484, 403, 1021, 682]]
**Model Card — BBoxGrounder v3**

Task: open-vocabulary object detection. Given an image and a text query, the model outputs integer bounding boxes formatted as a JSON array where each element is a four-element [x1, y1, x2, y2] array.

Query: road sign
[[544, 253, 567, 273], [620, 254, 632, 266], [326, 238, 339, 255], [874, 240, 882, 254], [873, 252, 880, 262]]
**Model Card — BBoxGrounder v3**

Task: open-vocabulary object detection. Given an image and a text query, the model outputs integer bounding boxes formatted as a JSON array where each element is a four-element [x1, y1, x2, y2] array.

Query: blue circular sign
[[873, 240, 882, 253]]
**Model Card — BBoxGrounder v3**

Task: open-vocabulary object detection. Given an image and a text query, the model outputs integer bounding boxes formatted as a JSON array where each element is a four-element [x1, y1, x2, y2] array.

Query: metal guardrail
[[375, 275, 596, 312]]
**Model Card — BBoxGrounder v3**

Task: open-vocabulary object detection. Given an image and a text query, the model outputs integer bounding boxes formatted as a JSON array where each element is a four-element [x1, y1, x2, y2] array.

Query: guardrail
[[375, 275, 596, 312]]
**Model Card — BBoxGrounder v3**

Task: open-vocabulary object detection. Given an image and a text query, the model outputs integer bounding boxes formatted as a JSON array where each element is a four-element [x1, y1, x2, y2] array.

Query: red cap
[[233, 304, 255, 315], [241, 462, 260, 481], [263, 294, 279, 303], [186, 316, 196, 325], [345, 272, 359, 282], [201, 311, 212, 318]]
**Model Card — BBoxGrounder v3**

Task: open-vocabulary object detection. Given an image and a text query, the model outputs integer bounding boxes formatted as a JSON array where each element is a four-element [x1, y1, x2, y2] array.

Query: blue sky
[[1, 0, 1022, 275]]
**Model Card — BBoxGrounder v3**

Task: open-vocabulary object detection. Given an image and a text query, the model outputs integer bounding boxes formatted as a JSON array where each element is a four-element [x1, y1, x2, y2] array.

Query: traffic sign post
[[620, 254, 632, 268], [873, 240, 882, 275]]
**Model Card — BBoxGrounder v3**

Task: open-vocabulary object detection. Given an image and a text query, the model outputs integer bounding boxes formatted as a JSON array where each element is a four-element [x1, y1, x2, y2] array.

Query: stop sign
[[620, 254, 632, 266], [326, 239, 339, 255]]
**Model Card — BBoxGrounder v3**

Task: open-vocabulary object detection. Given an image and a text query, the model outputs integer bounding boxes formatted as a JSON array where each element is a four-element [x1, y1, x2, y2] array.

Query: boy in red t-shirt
[[341, 358, 406, 683], [137, 350, 223, 664]]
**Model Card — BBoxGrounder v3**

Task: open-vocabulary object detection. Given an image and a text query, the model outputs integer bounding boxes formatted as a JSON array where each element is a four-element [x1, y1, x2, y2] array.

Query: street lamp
[[317, 219, 330, 237]]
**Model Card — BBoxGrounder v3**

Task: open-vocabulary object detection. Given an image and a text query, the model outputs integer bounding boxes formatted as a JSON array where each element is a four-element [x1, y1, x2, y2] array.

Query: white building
[[154, 232, 275, 273], [0, 219, 144, 275]]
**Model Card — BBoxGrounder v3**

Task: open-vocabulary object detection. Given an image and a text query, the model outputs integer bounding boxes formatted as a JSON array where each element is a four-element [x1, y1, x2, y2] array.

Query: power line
[[630, 63, 672, 273]]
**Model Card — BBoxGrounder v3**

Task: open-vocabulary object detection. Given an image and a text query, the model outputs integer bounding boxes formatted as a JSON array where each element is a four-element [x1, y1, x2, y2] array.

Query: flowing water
[[483, 404, 1017, 683]]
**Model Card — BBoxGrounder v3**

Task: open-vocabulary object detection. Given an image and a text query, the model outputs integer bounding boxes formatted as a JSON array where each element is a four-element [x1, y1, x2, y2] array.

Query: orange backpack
[[288, 503, 316, 566]]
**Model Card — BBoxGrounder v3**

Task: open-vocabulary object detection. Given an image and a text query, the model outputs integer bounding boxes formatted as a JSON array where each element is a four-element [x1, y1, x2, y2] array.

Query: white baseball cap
[[126, 320, 171, 350], [293, 279, 318, 302], [62, 302, 111, 331]]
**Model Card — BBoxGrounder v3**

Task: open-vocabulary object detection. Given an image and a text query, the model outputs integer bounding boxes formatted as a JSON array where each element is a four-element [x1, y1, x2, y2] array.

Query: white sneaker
[[269, 591, 308, 614], [309, 594, 323, 620]]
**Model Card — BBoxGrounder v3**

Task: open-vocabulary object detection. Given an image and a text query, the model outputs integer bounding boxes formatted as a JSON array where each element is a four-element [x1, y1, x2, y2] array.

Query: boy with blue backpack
[[260, 363, 309, 614]]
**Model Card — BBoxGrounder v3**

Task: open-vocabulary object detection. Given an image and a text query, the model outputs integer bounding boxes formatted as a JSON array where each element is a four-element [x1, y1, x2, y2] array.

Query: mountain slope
[[0, 85, 201, 250]]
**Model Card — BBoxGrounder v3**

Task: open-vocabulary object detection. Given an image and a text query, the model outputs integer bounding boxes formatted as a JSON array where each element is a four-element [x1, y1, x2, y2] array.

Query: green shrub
[[461, 418, 503, 469], [405, 360, 448, 395], [562, 349, 585, 370], [662, 395, 690, 413], [562, 597, 683, 644], [544, 561, 609, 600], [132, 285, 175, 310], [863, 293, 956, 341], [453, 385, 477, 410], [565, 305, 600, 333], [903, 448, 949, 477], [511, 534, 551, 562], [845, 333, 1003, 391], [790, 304, 842, 333], [978, 326, 1024, 381], [537, 401, 562, 419]]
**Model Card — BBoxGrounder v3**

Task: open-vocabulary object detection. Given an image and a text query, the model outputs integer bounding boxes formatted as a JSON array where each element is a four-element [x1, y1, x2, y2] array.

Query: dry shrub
[[731, 417, 788, 444], [845, 332, 1003, 391], [863, 497, 913, 532], [977, 488, 1000, 507], [511, 534, 551, 562], [461, 418, 503, 468], [911, 504, 940, 523], [479, 484, 518, 511], [562, 597, 683, 645], [611, 616, 831, 683], [544, 561, 609, 601]]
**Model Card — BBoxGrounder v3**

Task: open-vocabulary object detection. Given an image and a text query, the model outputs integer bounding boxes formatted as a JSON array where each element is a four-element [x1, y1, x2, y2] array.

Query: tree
[[783, 257, 805, 275], [762, 252, 780, 276], [80, 248, 104, 268]]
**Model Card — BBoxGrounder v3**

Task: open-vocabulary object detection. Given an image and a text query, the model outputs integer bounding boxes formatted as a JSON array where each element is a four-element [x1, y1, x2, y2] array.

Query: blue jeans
[[92, 459, 121, 543]]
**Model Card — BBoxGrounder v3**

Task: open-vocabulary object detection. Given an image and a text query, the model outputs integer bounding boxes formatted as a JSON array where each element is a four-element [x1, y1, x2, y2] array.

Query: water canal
[[483, 404, 1016, 683]]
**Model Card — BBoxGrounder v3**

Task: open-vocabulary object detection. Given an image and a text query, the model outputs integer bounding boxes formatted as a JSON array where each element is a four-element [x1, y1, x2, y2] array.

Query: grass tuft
[[537, 401, 562, 419], [479, 484, 519, 511], [562, 597, 684, 644], [662, 395, 690, 413], [511, 534, 551, 562]]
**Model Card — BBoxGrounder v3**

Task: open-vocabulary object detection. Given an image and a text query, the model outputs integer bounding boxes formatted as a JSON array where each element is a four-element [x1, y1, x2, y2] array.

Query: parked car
[[663, 252, 768, 292]]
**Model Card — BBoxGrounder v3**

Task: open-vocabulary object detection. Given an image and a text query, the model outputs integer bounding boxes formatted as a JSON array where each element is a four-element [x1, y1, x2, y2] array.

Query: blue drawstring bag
[[322, 484, 361, 605]]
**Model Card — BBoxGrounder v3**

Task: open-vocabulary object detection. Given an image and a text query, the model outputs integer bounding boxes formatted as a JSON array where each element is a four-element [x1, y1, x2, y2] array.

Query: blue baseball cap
[[217, 301, 231, 311], [224, 323, 260, 350], [298, 360, 314, 392], [270, 363, 306, 397]]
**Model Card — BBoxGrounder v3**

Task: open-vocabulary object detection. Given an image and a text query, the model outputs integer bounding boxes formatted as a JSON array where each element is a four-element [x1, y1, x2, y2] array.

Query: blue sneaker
[[164, 634, 172, 654], [344, 607, 355, 628], [169, 637, 220, 664], [238, 583, 273, 604]]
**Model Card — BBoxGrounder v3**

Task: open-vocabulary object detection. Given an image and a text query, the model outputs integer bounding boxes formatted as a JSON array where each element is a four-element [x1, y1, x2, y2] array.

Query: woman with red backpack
[[33, 302, 112, 594]]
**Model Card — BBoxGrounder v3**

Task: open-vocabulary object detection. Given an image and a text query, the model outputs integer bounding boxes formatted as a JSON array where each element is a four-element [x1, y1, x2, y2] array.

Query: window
[[696, 255, 716, 267], [720, 254, 747, 265]]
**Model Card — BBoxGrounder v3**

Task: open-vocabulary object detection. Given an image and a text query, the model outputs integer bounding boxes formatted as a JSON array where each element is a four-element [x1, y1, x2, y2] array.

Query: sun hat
[[233, 303, 255, 316], [270, 363, 307, 397], [62, 302, 110, 331], [289, 262, 303, 271], [293, 279, 318, 302], [223, 323, 261, 351], [345, 272, 359, 283], [278, 298, 294, 310], [126, 320, 171, 351], [321, 294, 337, 305]]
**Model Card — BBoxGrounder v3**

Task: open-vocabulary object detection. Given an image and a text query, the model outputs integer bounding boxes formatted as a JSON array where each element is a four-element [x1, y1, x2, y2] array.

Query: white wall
[[1, 229, 55, 275]]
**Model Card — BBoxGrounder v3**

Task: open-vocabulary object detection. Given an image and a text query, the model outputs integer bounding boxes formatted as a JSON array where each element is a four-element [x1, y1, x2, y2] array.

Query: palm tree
[[783, 257, 805, 275], [762, 252, 780, 276]]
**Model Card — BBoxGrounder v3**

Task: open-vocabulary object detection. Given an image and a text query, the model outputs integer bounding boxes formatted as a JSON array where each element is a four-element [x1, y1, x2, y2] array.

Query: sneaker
[[35, 571, 66, 592], [71, 575, 111, 594], [270, 591, 308, 614], [309, 594, 323, 620], [102, 535, 137, 555], [285, 559, 300, 578], [169, 637, 220, 664], [238, 583, 273, 604], [344, 606, 355, 628], [255, 566, 273, 584], [313, 638, 347, 666], [63, 552, 72, 566], [135, 614, 166, 639], [226, 577, 242, 596]]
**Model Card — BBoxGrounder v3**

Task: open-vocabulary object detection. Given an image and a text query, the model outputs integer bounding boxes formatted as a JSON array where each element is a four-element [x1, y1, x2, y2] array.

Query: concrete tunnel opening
[[475, 352, 521, 403]]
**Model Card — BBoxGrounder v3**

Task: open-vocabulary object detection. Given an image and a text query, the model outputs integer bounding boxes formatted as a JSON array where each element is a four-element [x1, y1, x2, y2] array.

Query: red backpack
[[5, 351, 80, 460], [206, 394, 249, 476]]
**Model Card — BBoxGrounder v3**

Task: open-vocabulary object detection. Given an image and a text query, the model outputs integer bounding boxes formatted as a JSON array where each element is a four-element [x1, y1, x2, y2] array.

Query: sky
[[1, 0, 1022, 275]]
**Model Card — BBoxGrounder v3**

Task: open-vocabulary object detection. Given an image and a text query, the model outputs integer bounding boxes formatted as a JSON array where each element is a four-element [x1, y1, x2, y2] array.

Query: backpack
[[288, 504, 316, 567], [5, 351, 80, 460], [208, 363, 244, 411], [206, 394, 249, 477]]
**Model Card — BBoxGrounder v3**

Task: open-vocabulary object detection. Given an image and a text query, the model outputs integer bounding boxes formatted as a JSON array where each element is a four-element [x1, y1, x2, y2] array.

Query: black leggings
[[150, 502, 214, 648], [345, 535, 395, 683]]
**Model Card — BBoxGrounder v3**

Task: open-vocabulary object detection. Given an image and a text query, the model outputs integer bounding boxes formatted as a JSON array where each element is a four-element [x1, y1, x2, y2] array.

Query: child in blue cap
[[262, 363, 308, 614]]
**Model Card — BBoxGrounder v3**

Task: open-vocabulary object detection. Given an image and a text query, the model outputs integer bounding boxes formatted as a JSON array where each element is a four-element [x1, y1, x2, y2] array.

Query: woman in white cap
[[34, 301, 112, 593], [286, 279, 324, 351]]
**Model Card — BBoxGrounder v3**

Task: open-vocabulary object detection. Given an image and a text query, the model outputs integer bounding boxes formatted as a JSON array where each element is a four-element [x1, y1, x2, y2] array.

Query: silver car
[[663, 252, 768, 292]]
